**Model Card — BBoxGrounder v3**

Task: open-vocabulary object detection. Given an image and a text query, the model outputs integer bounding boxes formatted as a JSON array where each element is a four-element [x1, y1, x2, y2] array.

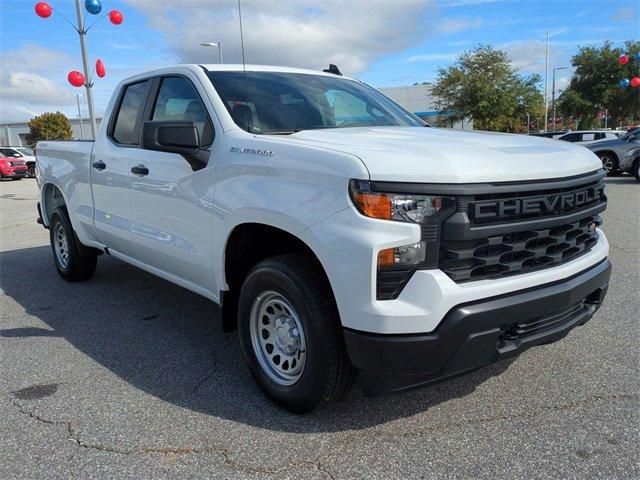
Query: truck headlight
[[349, 180, 457, 299], [350, 181, 451, 223]]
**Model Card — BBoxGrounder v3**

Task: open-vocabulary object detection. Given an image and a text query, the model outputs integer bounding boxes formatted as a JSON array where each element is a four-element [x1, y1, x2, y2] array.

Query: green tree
[[26, 112, 73, 148], [558, 40, 640, 128], [431, 45, 543, 131]]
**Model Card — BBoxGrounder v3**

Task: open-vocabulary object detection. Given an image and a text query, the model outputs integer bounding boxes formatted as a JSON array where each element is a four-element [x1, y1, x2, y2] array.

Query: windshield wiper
[[261, 129, 304, 135]]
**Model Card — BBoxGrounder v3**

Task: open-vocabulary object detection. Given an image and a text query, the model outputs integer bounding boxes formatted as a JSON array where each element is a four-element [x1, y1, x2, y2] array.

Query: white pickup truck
[[37, 64, 611, 413]]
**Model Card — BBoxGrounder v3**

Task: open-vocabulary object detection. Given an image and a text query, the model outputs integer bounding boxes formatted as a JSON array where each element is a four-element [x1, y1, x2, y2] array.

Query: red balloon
[[68, 71, 85, 88], [108, 10, 123, 25], [631, 77, 640, 88], [35, 2, 52, 18], [96, 59, 106, 78], [619, 55, 630, 65]]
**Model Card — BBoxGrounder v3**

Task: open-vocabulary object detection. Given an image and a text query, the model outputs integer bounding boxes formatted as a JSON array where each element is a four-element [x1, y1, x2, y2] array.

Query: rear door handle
[[92, 160, 106, 171], [131, 165, 149, 176]]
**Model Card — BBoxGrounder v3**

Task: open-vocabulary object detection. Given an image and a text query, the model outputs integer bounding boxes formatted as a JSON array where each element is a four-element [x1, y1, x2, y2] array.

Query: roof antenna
[[237, 0, 250, 132], [323, 64, 342, 76]]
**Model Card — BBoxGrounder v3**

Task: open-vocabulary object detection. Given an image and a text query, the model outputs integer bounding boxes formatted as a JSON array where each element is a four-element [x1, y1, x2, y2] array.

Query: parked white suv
[[36, 65, 611, 412], [556, 130, 621, 144]]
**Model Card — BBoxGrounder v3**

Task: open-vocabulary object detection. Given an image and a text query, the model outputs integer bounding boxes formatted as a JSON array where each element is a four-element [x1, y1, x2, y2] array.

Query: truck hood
[[285, 127, 602, 183]]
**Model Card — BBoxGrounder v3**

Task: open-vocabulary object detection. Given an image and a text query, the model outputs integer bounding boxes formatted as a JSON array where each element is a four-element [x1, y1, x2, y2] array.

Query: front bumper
[[1, 168, 27, 178], [344, 258, 611, 396]]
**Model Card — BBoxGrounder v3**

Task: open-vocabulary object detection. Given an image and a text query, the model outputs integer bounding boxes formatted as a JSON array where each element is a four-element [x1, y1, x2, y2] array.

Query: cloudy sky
[[0, 0, 637, 123]]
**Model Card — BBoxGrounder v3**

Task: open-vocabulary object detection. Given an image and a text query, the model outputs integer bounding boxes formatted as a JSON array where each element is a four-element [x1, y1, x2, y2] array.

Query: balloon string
[[52, 7, 80, 33], [85, 14, 109, 33]]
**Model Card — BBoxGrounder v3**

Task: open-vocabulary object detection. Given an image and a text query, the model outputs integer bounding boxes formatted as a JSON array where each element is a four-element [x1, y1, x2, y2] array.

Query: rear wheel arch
[[41, 183, 67, 225]]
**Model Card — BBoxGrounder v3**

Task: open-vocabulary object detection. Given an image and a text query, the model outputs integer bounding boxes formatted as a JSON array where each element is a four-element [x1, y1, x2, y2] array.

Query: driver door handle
[[92, 160, 106, 171], [131, 165, 149, 176]]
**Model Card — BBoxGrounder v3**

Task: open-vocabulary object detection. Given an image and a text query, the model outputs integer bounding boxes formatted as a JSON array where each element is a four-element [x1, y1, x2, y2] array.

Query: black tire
[[237, 254, 355, 413], [27, 166, 36, 178], [634, 160, 640, 183], [49, 207, 97, 282], [11, 177, 22, 181], [597, 153, 619, 176]]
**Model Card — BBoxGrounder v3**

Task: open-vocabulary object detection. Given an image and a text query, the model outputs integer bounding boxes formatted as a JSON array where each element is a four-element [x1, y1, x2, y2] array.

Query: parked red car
[[0, 156, 28, 180]]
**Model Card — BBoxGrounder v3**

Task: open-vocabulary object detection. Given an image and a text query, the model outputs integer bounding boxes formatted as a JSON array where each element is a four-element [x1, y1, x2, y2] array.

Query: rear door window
[[111, 81, 150, 145]]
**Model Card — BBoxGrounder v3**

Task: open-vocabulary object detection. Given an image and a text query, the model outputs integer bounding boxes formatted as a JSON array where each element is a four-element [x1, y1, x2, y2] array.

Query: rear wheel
[[237, 254, 355, 413], [634, 160, 640, 183], [11, 177, 22, 181], [597, 153, 618, 176], [49, 207, 97, 282]]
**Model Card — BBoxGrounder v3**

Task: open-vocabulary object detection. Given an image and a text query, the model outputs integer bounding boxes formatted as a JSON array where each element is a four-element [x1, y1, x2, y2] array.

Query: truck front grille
[[439, 216, 600, 282], [438, 171, 606, 283]]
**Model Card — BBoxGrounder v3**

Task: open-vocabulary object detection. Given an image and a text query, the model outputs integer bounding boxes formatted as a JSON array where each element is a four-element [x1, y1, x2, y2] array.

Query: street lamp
[[76, 93, 85, 140], [200, 42, 224, 63], [552, 66, 568, 132]]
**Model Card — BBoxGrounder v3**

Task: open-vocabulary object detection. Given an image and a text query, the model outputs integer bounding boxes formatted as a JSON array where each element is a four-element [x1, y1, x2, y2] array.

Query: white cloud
[[0, 43, 76, 123], [435, 16, 483, 34], [502, 39, 571, 73], [123, 0, 436, 75], [612, 6, 638, 23]]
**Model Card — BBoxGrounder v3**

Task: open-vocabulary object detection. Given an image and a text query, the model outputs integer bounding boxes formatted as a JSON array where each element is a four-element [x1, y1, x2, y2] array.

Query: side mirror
[[141, 121, 208, 170]]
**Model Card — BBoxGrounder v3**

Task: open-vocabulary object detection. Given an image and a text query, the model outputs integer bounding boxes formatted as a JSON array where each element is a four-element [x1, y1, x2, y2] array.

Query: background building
[[0, 118, 102, 146], [379, 84, 472, 130]]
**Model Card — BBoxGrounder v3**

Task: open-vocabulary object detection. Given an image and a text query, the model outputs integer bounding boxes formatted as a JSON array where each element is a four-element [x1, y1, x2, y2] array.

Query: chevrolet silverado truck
[[36, 64, 611, 413]]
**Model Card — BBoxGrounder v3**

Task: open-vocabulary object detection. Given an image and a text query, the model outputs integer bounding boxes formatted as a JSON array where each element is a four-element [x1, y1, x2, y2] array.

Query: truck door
[[128, 75, 216, 292], [91, 79, 151, 256]]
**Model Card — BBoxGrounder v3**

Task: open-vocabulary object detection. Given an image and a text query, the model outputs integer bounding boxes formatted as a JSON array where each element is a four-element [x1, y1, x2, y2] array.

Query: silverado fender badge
[[230, 147, 274, 157]]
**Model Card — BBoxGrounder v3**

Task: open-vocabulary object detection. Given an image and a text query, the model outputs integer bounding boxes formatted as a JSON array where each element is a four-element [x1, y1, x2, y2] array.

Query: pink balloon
[[35, 2, 52, 18], [96, 59, 106, 78], [68, 71, 85, 88], [108, 10, 123, 25]]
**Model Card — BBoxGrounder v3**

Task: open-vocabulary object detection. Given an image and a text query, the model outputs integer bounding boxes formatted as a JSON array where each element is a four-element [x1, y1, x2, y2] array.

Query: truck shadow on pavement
[[1, 245, 514, 432]]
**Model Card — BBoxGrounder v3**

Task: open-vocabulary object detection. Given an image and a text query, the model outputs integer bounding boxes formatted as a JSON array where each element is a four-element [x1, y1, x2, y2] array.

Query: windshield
[[207, 71, 425, 134], [16, 148, 34, 156]]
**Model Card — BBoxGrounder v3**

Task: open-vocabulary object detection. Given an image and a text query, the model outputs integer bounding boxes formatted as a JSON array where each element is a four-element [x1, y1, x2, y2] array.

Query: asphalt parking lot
[[0, 176, 638, 479]]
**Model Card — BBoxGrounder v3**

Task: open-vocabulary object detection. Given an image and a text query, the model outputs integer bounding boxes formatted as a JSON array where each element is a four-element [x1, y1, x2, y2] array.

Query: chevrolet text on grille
[[473, 184, 606, 219]]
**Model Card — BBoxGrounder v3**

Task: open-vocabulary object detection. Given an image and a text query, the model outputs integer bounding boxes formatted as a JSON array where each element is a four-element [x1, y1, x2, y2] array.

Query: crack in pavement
[[9, 392, 637, 477], [8, 396, 336, 478]]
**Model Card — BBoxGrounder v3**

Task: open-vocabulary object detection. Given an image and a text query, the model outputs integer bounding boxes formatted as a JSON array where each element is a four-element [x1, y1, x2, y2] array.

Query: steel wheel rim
[[601, 156, 613, 173], [53, 223, 69, 269], [250, 291, 306, 386]]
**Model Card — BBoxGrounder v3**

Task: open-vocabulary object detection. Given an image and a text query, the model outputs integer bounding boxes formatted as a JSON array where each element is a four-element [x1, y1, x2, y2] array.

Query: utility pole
[[76, 94, 85, 140], [75, 0, 97, 139], [526, 112, 530, 134], [551, 66, 568, 132], [543, 29, 549, 132]]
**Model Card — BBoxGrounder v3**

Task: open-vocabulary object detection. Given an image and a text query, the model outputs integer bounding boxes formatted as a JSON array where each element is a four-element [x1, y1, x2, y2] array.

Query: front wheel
[[49, 207, 97, 282], [598, 153, 618, 176], [634, 160, 640, 183], [237, 254, 355, 413]]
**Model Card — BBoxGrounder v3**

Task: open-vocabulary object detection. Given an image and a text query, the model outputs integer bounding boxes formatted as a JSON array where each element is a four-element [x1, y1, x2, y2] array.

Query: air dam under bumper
[[344, 259, 611, 396]]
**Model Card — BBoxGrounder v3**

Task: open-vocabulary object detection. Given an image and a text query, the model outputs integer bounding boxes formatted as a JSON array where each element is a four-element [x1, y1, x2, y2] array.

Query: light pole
[[551, 66, 568, 132], [200, 42, 224, 63], [76, 93, 85, 140]]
